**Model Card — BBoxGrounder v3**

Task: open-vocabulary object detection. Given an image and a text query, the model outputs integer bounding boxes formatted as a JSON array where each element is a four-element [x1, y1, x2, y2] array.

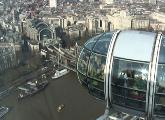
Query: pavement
[[0, 71, 105, 120]]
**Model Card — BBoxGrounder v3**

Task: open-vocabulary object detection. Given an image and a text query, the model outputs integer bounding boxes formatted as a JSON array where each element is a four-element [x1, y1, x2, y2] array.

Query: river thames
[[1, 71, 105, 120]]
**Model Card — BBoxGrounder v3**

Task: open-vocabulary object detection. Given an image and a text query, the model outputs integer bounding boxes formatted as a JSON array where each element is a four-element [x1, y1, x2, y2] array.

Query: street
[[0, 72, 105, 120]]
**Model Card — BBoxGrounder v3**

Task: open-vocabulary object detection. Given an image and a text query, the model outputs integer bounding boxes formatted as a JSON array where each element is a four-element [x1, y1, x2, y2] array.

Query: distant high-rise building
[[129, 0, 133, 4], [12, 9, 19, 24], [104, 0, 114, 4], [149, 0, 157, 4], [49, 0, 57, 8], [88, 0, 94, 2]]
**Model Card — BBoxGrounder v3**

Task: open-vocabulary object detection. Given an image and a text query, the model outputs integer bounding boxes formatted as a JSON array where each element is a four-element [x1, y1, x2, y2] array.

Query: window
[[78, 72, 88, 86], [154, 36, 165, 115], [111, 57, 148, 111], [77, 48, 91, 75], [93, 32, 112, 55], [84, 33, 103, 50], [88, 53, 106, 80], [100, 20, 102, 27]]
